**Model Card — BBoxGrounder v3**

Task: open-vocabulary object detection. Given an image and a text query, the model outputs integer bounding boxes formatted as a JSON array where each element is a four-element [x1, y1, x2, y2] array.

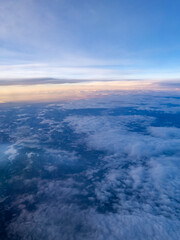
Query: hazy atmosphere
[[1, 0, 180, 80], [0, 1, 180, 240]]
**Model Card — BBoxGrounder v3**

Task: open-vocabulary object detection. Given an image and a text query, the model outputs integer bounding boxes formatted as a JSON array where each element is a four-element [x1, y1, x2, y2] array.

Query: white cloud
[[148, 126, 180, 139], [1, 92, 180, 239], [5, 144, 18, 161], [6, 175, 180, 240], [65, 112, 180, 219], [65, 114, 180, 158]]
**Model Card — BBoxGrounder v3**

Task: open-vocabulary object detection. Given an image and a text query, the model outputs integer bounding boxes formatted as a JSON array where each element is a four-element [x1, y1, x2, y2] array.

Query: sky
[[1, 0, 180, 80]]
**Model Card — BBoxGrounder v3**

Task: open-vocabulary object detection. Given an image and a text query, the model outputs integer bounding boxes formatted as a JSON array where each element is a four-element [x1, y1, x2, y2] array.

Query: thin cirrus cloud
[[1, 0, 180, 80], [1, 62, 180, 82]]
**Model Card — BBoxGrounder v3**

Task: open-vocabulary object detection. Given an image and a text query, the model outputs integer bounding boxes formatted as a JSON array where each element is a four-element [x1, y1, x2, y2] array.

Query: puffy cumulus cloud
[[65, 115, 180, 158], [148, 126, 180, 139], [5, 144, 18, 161], [6, 177, 180, 240], [65, 114, 154, 134], [44, 148, 79, 165], [6, 175, 96, 240], [8, 209, 180, 240], [65, 113, 180, 221], [60, 90, 180, 113], [1, 92, 180, 239]]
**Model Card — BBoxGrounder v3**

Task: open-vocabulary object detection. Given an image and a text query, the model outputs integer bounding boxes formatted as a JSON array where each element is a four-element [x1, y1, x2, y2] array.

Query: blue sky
[[1, 0, 180, 80]]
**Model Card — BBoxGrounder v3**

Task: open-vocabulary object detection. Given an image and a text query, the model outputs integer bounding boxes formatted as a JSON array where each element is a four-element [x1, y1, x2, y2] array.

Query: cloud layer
[[0, 90, 180, 239]]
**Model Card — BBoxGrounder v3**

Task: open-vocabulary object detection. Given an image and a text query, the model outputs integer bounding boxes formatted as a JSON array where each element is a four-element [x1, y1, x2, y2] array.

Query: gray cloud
[[0, 78, 84, 86]]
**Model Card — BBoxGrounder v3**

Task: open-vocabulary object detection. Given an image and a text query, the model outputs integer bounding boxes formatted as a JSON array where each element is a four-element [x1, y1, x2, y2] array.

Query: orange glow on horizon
[[0, 81, 178, 103]]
